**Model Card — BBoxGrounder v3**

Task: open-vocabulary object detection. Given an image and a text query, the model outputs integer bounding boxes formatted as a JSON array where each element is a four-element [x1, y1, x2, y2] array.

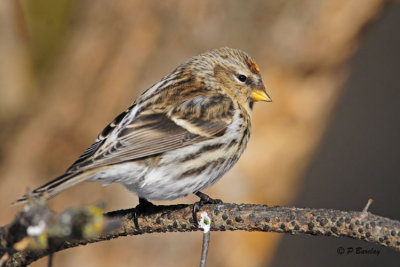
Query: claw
[[192, 192, 222, 226], [192, 202, 201, 227], [134, 197, 157, 229]]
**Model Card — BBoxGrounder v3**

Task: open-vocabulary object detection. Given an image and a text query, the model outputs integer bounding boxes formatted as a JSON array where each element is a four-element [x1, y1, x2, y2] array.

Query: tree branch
[[1, 202, 399, 267]]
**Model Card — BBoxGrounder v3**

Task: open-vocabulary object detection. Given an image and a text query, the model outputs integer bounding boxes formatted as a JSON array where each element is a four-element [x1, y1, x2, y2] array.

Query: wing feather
[[67, 94, 234, 172]]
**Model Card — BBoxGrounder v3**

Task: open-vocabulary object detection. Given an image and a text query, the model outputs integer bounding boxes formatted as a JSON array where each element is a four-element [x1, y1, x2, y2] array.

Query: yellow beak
[[251, 88, 272, 102]]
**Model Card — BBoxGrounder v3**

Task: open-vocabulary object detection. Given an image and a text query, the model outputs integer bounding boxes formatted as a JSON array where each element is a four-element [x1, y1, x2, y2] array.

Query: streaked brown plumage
[[15, 47, 271, 204]]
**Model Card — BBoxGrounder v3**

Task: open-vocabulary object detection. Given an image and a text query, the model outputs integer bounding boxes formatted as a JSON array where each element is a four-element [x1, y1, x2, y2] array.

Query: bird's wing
[[14, 94, 235, 204], [67, 94, 234, 172]]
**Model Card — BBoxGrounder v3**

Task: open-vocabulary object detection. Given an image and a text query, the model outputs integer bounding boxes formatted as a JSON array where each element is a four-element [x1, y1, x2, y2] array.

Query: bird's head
[[189, 47, 271, 111]]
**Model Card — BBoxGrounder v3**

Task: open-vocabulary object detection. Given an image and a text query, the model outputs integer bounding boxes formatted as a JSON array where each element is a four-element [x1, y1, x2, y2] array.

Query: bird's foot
[[134, 197, 157, 229], [195, 191, 222, 205], [192, 191, 222, 227]]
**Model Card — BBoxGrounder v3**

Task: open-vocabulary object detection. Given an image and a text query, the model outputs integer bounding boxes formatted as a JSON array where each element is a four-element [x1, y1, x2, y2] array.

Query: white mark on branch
[[198, 212, 211, 233]]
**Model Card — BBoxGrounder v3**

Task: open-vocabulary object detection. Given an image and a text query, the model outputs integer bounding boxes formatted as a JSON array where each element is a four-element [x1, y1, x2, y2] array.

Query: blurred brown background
[[0, 0, 399, 266]]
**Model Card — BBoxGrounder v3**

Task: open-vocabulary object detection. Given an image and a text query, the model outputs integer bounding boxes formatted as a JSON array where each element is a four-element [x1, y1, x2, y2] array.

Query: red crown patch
[[246, 58, 260, 74]]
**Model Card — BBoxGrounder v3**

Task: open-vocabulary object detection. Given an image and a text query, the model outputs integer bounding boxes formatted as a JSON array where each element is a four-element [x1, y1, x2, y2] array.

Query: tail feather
[[13, 171, 93, 205]]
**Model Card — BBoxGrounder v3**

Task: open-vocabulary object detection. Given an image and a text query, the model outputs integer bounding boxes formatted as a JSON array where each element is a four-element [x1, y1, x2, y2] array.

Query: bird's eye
[[237, 74, 247, 82]]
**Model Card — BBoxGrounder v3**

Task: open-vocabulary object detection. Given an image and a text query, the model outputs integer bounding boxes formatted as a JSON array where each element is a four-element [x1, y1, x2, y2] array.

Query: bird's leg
[[192, 191, 222, 227], [134, 197, 157, 229]]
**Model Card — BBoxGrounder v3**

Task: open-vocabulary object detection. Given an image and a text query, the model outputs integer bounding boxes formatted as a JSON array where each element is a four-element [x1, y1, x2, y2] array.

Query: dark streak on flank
[[227, 139, 238, 148], [178, 165, 208, 179], [179, 143, 225, 162], [209, 158, 225, 169]]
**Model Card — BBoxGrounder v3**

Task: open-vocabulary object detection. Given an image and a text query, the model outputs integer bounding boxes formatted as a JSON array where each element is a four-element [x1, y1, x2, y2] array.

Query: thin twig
[[47, 253, 53, 267], [198, 211, 211, 267], [363, 198, 374, 212]]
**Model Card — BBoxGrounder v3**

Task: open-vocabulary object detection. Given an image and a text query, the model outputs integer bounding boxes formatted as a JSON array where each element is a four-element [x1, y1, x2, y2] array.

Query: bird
[[15, 47, 271, 206]]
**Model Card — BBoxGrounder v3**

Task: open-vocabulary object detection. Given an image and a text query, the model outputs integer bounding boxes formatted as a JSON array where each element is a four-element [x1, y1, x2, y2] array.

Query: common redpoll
[[16, 47, 271, 205]]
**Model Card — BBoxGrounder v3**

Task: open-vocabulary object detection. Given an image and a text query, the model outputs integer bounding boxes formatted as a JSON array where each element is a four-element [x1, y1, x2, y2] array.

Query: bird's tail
[[13, 170, 93, 205]]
